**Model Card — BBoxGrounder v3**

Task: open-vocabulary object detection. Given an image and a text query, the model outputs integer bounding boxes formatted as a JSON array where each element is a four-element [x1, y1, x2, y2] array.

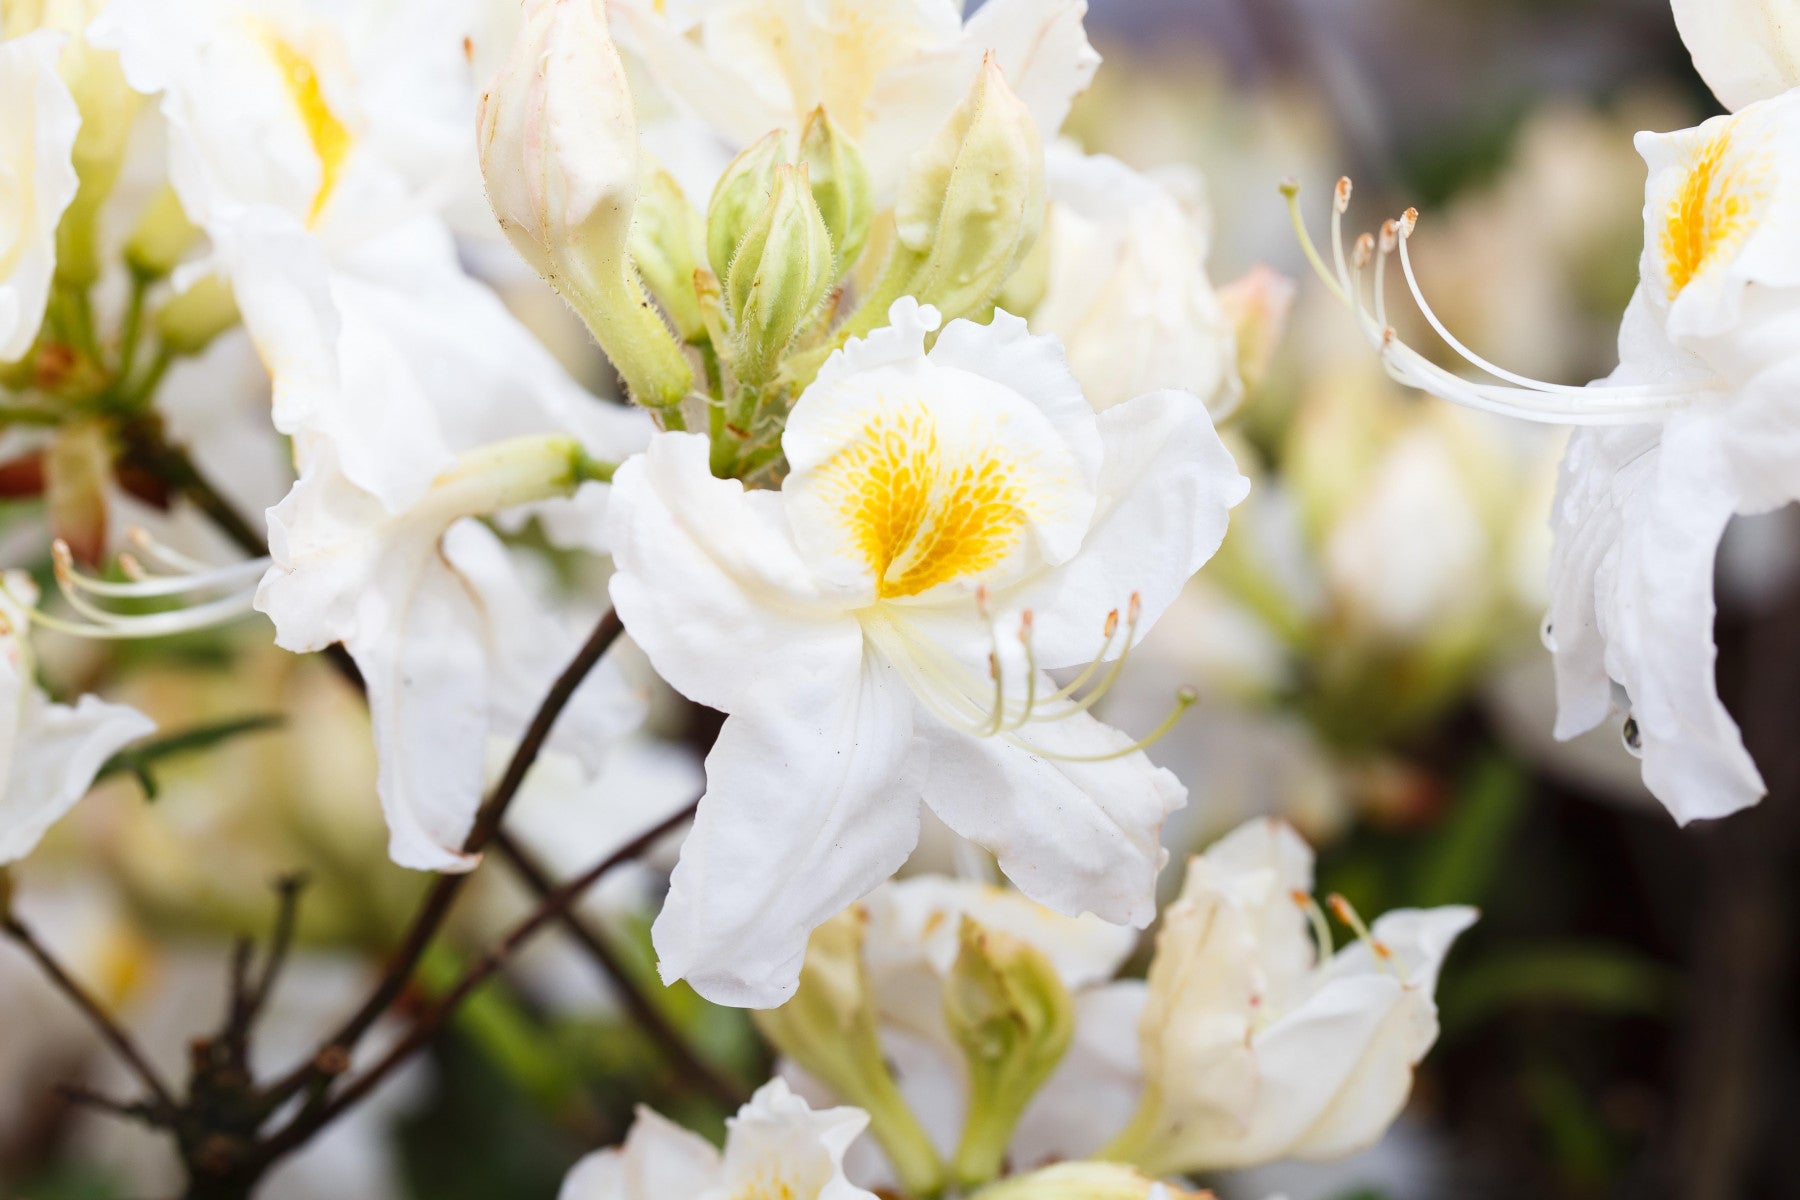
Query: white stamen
[[1285, 181, 1725, 425]]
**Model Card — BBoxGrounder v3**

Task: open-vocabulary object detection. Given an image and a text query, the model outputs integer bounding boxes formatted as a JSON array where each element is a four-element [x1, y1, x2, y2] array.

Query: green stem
[[117, 276, 149, 382], [1092, 1093, 1166, 1174], [559, 262, 694, 429]]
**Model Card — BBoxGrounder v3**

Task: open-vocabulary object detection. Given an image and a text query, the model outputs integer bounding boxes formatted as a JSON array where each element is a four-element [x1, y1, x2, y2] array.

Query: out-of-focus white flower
[[560, 1078, 878, 1200], [607, 299, 1247, 1006], [256, 436, 646, 873], [1298, 88, 1800, 824], [1104, 818, 1474, 1177], [609, 0, 1098, 198], [0, 574, 153, 864], [1030, 149, 1240, 417], [0, 28, 81, 362], [1672, 0, 1800, 113]]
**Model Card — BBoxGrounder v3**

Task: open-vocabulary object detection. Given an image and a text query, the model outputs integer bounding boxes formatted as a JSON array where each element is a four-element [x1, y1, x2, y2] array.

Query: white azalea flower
[[1671, 0, 1800, 113], [0, 28, 81, 363], [92, 0, 623, 515], [1294, 87, 1800, 823], [1105, 818, 1475, 1177], [607, 299, 1248, 1006], [0, 574, 154, 864], [560, 1078, 878, 1200], [609, 0, 1099, 197], [1031, 149, 1241, 417]]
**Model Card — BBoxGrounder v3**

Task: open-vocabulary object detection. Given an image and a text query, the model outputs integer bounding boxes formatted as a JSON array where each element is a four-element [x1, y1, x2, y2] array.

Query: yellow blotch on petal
[[820, 400, 1030, 600], [261, 35, 352, 228], [1660, 120, 1770, 301]]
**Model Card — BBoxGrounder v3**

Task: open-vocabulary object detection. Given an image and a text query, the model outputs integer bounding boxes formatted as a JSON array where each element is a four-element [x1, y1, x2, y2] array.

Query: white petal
[[652, 649, 925, 1007], [1547, 413, 1768, 822], [0, 690, 154, 865], [916, 705, 1182, 929], [1672, 0, 1800, 112], [606, 432, 854, 714], [560, 1105, 721, 1199], [1001, 389, 1249, 669], [0, 31, 82, 362], [719, 1078, 880, 1200], [961, 0, 1100, 140]]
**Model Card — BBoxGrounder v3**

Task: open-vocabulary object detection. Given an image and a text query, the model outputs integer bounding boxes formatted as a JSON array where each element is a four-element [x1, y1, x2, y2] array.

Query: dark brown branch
[[257, 609, 626, 1112], [493, 828, 745, 1109], [255, 800, 700, 1168], [4, 914, 177, 1118]]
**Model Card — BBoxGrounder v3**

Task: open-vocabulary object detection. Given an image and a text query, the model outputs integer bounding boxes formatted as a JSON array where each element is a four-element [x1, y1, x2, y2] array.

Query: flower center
[[260, 33, 352, 228], [1659, 119, 1769, 301], [816, 399, 1031, 600]]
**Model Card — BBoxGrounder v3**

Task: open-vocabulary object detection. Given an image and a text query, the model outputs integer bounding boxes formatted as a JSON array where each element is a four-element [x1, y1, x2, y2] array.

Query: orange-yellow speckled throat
[[261, 34, 352, 228], [1660, 119, 1770, 301], [815, 400, 1030, 600]]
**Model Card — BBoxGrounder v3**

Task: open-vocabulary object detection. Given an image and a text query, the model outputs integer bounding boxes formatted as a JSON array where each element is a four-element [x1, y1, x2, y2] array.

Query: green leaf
[[1412, 753, 1529, 908], [96, 713, 284, 800], [1440, 942, 1678, 1037]]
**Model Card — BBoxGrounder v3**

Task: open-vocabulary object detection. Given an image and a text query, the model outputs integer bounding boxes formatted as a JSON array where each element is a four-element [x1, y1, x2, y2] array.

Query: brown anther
[[1327, 894, 1355, 923], [1353, 233, 1374, 269], [1381, 327, 1397, 349], [50, 540, 73, 575], [1290, 889, 1311, 907], [1128, 592, 1142, 623], [118, 553, 146, 581], [462, 35, 474, 61], [1379, 219, 1399, 253], [1334, 176, 1353, 212], [1018, 610, 1034, 638], [1103, 608, 1119, 638], [1373, 940, 1394, 960], [1402, 206, 1419, 234], [987, 650, 1000, 681], [976, 584, 991, 618]]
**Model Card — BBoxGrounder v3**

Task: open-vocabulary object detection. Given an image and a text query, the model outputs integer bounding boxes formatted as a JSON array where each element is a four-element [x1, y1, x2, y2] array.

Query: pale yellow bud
[[155, 274, 239, 357], [1218, 265, 1296, 401], [891, 54, 1046, 323], [971, 1163, 1206, 1200], [125, 185, 200, 281], [478, 0, 692, 415]]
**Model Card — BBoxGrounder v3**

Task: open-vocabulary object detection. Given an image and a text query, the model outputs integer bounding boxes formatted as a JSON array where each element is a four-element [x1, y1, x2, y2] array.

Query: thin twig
[[257, 609, 626, 1111], [246, 874, 308, 1021], [54, 1083, 166, 1127], [255, 801, 700, 1166], [493, 829, 743, 1108], [4, 915, 178, 1117]]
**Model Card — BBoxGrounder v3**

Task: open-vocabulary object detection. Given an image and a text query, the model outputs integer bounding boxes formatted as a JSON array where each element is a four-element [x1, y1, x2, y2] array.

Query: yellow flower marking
[[261, 34, 352, 228], [1660, 119, 1770, 301], [733, 1183, 797, 1200], [819, 400, 1030, 600]]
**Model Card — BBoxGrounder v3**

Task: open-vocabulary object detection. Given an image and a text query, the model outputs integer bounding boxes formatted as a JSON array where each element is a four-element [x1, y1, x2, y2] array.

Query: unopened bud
[[798, 107, 872, 275], [1218, 265, 1295, 399], [706, 129, 792, 284], [726, 163, 834, 385], [891, 55, 1046, 324], [630, 161, 708, 342], [944, 916, 1075, 1190], [125, 185, 200, 281], [42, 0, 140, 288], [754, 907, 945, 1199], [155, 274, 239, 357], [972, 1163, 1203, 1200], [479, 0, 691, 414]]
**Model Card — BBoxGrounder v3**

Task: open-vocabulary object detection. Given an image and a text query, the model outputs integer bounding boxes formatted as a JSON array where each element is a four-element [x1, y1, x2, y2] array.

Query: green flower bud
[[753, 907, 945, 1199], [155, 275, 240, 357], [125, 185, 201, 281], [706, 129, 793, 284], [944, 916, 1076, 1191], [630, 160, 709, 342], [971, 1163, 1197, 1200], [725, 162, 834, 386], [891, 53, 1046, 324], [799, 107, 873, 275]]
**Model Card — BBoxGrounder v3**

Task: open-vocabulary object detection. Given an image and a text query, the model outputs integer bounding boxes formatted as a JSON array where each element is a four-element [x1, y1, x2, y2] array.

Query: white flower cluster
[[1298, 0, 1800, 826]]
